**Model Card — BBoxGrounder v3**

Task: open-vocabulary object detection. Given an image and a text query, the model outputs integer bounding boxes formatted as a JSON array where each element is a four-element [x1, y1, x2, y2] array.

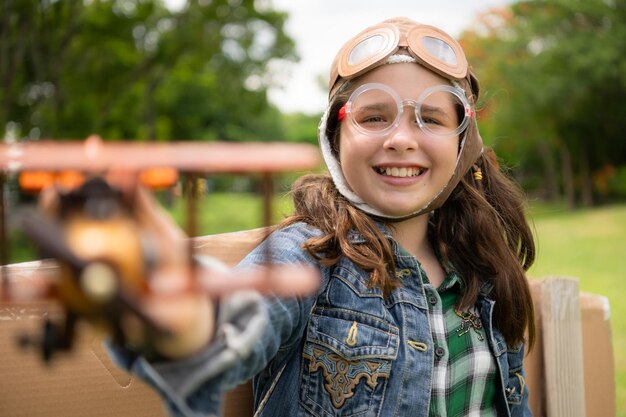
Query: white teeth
[[379, 167, 423, 177]]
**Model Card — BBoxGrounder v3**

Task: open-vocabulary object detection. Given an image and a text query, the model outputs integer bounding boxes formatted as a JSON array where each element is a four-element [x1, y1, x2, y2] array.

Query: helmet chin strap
[[318, 104, 472, 221]]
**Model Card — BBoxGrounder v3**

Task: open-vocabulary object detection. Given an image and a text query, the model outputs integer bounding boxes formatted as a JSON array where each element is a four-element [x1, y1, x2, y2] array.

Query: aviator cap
[[319, 17, 484, 220]]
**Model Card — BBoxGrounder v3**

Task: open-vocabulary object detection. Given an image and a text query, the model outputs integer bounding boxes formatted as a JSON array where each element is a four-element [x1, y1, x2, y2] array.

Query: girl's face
[[338, 63, 459, 217]]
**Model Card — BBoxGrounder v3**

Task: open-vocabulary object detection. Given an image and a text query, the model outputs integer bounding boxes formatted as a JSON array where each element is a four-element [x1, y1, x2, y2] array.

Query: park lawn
[[527, 202, 626, 416], [166, 190, 295, 235]]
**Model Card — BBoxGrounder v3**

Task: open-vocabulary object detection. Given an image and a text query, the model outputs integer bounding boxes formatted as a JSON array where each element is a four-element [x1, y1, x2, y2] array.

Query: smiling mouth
[[374, 166, 425, 177]]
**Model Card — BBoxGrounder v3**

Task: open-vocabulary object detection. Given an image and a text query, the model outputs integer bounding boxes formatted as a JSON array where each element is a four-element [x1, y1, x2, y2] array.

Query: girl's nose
[[383, 114, 421, 152]]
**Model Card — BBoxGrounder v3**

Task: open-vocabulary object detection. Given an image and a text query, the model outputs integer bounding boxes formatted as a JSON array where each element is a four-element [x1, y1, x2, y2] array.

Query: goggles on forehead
[[329, 21, 469, 96], [338, 83, 473, 138]]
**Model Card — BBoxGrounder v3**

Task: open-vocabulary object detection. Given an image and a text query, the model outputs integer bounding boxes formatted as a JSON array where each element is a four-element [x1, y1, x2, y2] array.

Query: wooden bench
[[0, 228, 615, 417]]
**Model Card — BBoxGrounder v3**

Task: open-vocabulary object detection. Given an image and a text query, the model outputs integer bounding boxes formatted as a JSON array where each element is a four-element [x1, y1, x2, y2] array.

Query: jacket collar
[[345, 221, 495, 297], [346, 221, 394, 244]]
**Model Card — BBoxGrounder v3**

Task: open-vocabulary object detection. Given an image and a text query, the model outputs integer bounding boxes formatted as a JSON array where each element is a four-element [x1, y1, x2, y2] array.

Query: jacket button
[[435, 346, 445, 357]]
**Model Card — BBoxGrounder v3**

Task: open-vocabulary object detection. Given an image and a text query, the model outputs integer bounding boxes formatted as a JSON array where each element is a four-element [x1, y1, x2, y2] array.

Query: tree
[[0, 0, 297, 142], [461, 0, 626, 207]]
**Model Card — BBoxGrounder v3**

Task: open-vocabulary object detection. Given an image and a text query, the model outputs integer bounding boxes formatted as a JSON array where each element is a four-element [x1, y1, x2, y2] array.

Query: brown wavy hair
[[280, 87, 535, 350]]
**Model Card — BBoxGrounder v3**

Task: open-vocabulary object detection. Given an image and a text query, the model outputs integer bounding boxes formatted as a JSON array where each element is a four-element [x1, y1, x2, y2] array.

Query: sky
[[167, 0, 516, 114]]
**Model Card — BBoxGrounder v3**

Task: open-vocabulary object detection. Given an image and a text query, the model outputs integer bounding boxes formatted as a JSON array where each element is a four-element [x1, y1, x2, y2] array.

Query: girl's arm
[[107, 223, 323, 417]]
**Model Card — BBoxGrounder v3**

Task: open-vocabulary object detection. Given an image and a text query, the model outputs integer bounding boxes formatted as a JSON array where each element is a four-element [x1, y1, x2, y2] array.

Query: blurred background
[[1, 0, 625, 414]]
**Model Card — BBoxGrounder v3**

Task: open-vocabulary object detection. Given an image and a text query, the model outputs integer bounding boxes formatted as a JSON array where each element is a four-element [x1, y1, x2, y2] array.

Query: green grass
[[527, 202, 626, 416], [166, 191, 295, 235]]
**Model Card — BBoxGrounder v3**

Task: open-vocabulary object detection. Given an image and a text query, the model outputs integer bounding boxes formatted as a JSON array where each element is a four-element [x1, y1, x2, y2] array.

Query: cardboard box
[[0, 298, 255, 417], [0, 228, 267, 417], [0, 230, 616, 417], [579, 291, 615, 417], [524, 279, 616, 417], [0, 300, 168, 417]]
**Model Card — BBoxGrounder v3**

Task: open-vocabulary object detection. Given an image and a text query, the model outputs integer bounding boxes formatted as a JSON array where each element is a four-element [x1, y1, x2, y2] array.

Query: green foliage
[[280, 112, 320, 145], [0, 0, 297, 142], [461, 0, 626, 206], [6, 228, 39, 264], [608, 165, 626, 198]]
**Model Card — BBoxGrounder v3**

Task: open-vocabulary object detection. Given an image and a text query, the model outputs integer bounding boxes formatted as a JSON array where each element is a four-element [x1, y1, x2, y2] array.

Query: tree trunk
[[145, 67, 166, 141], [537, 140, 560, 201], [579, 151, 593, 207], [559, 143, 576, 209]]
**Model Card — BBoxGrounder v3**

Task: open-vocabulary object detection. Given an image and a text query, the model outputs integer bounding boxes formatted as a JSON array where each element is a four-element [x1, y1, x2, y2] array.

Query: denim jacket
[[108, 222, 531, 417]]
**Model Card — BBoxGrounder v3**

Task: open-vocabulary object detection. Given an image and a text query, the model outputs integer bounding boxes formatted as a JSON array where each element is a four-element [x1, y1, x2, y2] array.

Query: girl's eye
[[352, 102, 396, 128], [419, 108, 455, 128], [362, 115, 387, 124], [422, 116, 444, 126], [354, 107, 393, 126]]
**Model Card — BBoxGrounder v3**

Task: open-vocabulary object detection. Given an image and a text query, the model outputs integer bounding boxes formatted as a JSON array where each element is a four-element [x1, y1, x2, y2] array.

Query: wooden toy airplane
[[0, 135, 321, 361]]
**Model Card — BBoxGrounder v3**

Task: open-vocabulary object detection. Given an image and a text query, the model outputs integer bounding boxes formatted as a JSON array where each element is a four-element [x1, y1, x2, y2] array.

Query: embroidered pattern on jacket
[[303, 343, 392, 408]]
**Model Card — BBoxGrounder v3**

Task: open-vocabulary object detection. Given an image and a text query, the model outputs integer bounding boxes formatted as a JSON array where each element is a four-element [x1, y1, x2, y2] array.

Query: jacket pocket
[[300, 307, 399, 417]]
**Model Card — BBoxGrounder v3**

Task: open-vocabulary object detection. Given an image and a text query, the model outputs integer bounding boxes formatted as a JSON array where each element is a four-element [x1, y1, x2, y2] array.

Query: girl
[[110, 16, 535, 417]]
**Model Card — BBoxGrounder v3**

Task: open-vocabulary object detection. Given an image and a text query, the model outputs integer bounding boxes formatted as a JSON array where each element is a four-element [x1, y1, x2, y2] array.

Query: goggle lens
[[421, 36, 458, 66], [343, 83, 471, 137], [348, 34, 388, 66], [350, 88, 398, 133]]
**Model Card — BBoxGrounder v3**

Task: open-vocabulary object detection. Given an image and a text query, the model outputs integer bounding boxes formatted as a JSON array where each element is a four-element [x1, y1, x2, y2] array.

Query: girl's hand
[[118, 178, 319, 358], [30, 172, 318, 359]]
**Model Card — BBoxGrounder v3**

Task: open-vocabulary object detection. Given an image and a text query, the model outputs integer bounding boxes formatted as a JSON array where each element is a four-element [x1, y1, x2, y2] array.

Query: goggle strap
[[450, 80, 475, 118], [338, 104, 347, 121]]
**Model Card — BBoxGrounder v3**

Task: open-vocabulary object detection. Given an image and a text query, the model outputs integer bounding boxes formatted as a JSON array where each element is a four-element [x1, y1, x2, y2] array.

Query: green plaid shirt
[[422, 270, 498, 417]]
